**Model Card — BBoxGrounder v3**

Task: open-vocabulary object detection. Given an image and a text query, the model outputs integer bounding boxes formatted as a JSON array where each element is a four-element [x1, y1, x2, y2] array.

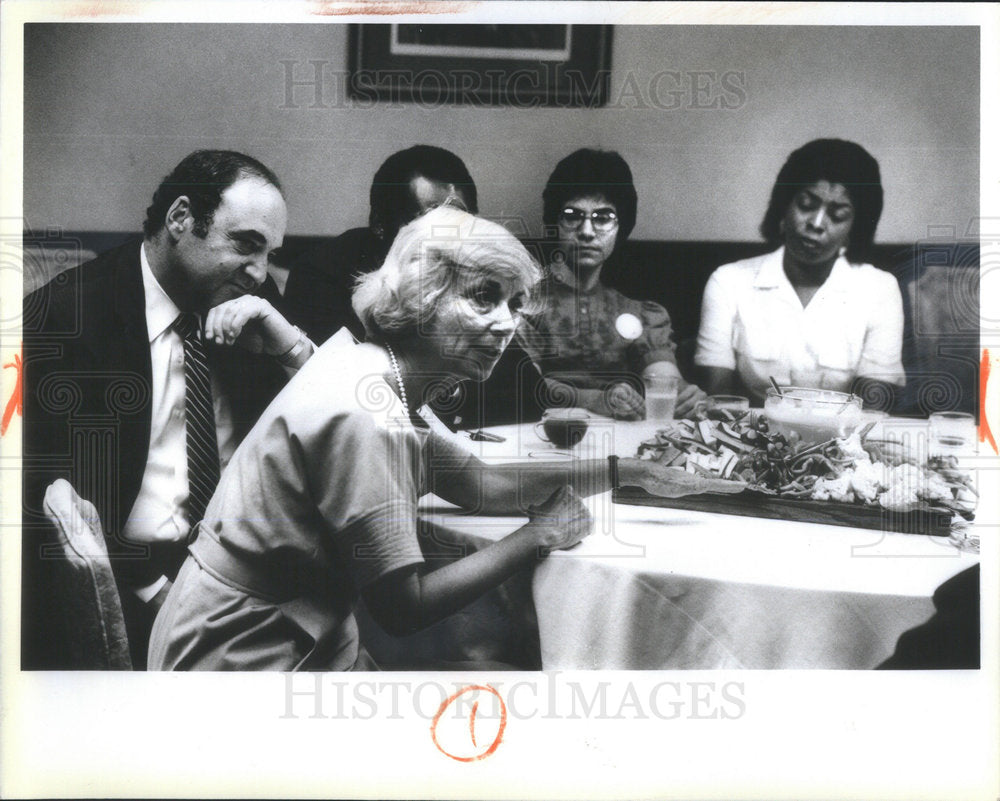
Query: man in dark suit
[[23, 150, 313, 668]]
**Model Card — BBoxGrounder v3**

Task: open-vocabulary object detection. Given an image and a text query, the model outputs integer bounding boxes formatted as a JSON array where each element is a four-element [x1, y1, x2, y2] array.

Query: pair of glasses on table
[[558, 208, 619, 232]]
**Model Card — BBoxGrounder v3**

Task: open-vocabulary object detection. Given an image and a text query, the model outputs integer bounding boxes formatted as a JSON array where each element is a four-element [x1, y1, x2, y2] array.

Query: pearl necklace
[[385, 344, 410, 418]]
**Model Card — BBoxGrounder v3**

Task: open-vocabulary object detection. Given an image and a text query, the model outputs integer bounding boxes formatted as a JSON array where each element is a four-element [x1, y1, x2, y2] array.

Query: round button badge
[[615, 312, 643, 340]]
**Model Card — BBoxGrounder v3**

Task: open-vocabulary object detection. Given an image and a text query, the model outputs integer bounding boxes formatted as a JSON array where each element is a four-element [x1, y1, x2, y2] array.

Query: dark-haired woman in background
[[519, 148, 705, 420], [695, 139, 904, 408]]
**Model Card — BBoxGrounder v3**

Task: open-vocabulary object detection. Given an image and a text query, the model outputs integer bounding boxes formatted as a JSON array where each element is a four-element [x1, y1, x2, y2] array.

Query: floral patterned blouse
[[518, 262, 677, 391]]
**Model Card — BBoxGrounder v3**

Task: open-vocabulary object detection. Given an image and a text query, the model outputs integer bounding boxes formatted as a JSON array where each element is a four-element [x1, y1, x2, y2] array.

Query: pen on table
[[469, 430, 506, 442]]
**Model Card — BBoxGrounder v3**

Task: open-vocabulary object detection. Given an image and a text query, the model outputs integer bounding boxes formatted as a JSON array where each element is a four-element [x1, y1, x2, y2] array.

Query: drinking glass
[[928, 411, 976, 457], [643, 374, 679, 421]]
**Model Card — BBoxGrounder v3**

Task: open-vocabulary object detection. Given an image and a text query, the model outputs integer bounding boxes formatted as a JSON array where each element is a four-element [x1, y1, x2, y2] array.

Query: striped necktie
[[174, 313, 221, 527]]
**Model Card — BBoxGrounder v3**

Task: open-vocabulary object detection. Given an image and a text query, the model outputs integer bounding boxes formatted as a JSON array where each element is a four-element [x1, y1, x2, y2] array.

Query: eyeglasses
[[558, 207, 619, 232]]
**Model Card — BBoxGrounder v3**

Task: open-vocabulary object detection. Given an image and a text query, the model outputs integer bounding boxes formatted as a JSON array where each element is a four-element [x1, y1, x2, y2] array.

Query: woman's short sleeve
[[631, 300, 677, 369], [300, 411, 425, 590], [695, 268, 738, 370], [857, 269, 906, 385]]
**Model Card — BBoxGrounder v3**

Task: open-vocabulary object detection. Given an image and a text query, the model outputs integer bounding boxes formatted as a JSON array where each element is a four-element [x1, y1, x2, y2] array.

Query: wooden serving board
[[613, 486, 955, 537]]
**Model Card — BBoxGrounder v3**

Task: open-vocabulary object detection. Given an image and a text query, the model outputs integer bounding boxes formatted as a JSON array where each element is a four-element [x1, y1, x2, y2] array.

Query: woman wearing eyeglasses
[[519, 148, 705, 420]]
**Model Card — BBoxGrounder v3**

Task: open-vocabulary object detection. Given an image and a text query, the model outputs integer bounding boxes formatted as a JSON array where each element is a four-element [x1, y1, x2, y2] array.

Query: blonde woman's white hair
[[352, 205, 541, 342]]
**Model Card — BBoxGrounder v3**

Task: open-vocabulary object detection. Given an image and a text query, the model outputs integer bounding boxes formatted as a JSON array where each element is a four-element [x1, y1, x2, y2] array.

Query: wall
[[23, 23, 979, 242]]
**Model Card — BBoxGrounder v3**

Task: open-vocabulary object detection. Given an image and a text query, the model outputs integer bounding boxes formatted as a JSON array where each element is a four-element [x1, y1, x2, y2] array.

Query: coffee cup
[[535, 408, 590, 449]]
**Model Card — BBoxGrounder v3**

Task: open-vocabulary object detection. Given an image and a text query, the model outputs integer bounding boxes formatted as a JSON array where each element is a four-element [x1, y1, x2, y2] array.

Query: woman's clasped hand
[[525, 484, 595, 553]]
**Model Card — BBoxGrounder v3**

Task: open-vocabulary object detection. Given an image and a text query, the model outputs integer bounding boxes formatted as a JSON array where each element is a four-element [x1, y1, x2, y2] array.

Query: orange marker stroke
[[980, 349, 997, 454], [1, 344, 23, 436], [430, 684, 507, 763]]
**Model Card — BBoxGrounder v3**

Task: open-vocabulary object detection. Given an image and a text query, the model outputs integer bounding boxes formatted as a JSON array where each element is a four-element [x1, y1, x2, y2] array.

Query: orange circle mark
[[430, 684, 507, 762]]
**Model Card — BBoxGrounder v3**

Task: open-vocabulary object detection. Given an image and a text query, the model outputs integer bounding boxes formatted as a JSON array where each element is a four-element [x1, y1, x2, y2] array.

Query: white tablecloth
[[378, 417, 982, 669]]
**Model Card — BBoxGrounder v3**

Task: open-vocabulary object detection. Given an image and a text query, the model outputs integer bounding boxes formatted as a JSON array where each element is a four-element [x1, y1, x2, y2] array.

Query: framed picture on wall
[[348, 24, 613, 107]]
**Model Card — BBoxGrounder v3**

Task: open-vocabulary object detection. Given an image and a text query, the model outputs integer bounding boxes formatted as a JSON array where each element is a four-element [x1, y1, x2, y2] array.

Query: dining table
[[358, 413, 984, 671]]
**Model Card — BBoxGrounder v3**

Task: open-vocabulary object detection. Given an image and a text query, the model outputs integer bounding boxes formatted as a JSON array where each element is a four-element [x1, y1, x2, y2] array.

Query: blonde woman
[[150, 206, 738, 670]]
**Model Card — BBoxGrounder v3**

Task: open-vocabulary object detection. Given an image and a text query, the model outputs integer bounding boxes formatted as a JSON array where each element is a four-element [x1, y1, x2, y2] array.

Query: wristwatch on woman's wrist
[[608, 455, 620, 490]]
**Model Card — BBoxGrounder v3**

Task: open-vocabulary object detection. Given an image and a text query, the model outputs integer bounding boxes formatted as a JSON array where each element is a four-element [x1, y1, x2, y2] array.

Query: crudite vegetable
[[638, 409, 977, 520]]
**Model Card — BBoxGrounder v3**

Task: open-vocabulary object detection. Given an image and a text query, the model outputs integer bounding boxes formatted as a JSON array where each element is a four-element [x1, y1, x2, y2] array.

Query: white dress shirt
[[125, 245, 237, 599], [695, 246, 906, 400]]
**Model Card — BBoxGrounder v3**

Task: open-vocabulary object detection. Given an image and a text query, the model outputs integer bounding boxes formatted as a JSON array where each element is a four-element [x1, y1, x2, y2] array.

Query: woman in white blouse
[[695, 139, 904, 408]]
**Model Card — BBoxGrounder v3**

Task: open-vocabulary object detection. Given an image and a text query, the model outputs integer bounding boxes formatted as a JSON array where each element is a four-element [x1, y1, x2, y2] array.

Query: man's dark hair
[[143, 150, 283, 238], [368, 145, 478, 241], [759, 138, 883, 263], [542, 149, 639, 245]]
